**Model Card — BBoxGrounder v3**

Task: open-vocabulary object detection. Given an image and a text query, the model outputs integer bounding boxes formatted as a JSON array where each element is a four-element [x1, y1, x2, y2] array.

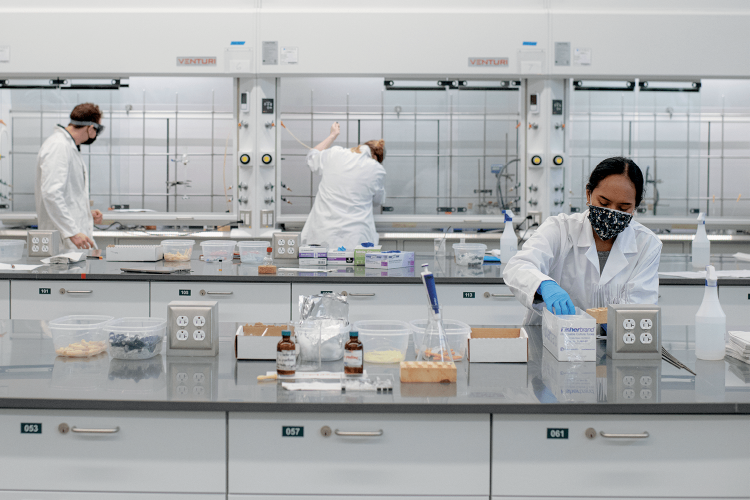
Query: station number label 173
[[282, 426, 304, 437]]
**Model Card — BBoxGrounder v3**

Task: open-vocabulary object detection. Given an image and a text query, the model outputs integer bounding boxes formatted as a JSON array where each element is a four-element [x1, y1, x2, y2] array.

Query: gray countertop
[[0, 253, 748, 285], [0, 320, 747, 414]]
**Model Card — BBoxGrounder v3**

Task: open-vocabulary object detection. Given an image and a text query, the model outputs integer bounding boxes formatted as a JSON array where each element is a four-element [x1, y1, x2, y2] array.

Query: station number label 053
[[463, 292, 475, 299], [21, 423, 42, 434], [282, 426, 304, 437], [39, 288, 51, 295], [547, 428, 568, 439]]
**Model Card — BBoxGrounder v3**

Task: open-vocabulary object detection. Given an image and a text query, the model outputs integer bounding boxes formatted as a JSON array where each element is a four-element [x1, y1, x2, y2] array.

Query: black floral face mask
[[587, 204, 633, 240]]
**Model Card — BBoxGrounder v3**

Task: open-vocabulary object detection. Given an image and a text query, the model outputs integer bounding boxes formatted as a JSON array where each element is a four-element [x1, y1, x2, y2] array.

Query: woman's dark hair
[[586, 156, 645, 207]]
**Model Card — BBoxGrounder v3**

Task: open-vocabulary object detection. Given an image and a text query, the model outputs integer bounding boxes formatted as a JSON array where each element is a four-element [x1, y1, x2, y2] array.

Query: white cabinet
[[657, 285, 703, 325], [0, 493, 224, 499], [10, 281, 149, 320], [291, 284, 425, 323], [718, 286, 750, 328], [151, 282, 291, 323], [492, 414, 750, 498], [439, 284, 525, 325], [229, 497, 482, 500], [229, 413, 490, 496], [0, 280, 9, 319], [0, 410, 226, 493]]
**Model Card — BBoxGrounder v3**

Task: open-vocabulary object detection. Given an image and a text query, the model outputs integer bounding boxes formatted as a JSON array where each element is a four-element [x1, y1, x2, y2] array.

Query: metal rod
[[108, 93, 113, 209], [686, 110, 690, 214], [707, 121, 711, 214], [310, 89, 314, 204], [436, 119, 440, 207], [449, 93, 453, 206], [653, 111, 657, 215], [174, 92, 178, 212], [483, 91, 487, 207], [346, 93, 349, 148], [166, 118, 170, 212], [211, 89, 215, 212], [413, 90, 417, 214], [142, 89, 146, 209], [620, 94, 624, 156]]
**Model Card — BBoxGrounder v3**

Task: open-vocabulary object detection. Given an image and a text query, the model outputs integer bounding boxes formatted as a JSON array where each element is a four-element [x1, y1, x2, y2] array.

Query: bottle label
[[344, 350, 363, 368], [277, 350, 296, 371]]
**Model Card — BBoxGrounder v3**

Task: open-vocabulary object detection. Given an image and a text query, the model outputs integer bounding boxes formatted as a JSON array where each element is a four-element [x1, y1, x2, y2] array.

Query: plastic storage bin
[[410, 318, 471, 362], [238, 241, 271, 264], [354, 320, 411, 363], [161, 239, 195, 261], [452, 243, 486, 267], [49, 315, 114, 357], [0, 239, 25, 262], [201, 240, 237, 262], [106, 317, 167, 360]]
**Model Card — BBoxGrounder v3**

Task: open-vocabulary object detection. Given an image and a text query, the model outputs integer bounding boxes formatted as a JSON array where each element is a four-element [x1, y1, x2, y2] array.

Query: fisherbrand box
[[542, 308, 596, 362]]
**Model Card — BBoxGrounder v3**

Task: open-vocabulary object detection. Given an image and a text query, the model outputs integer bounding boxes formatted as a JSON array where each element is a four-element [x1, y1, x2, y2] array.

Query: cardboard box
[[235, 323, 294, 360], [298, 246, 327, 259], [468, 327, 529, 363], [542, 308, 596, 362], [106, 245, 164, 262], [365, 251, 415, 269], [327, 250, 354, 265], [354, 245, 382, 265], [298, 258, 327, 266]]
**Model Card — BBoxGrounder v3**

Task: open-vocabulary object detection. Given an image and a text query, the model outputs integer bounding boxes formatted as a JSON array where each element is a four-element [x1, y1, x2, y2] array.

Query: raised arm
[[313, 122, 340, 151]]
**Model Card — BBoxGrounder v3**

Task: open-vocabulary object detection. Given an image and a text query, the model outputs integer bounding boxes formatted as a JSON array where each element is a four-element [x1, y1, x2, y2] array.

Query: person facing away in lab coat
[[503, 157, 662, 325], [300, 122, 386, 250], [35, 103, 105, 250]]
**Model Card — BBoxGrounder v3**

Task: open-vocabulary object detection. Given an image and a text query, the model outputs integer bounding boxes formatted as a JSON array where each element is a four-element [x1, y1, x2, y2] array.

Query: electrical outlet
[[28, 230, 60, 257], [606, 304, 661, 359], [272, 232, 300, 259], [608, 359, 661, 403], [166, 301, 220, 356], [167, 357, 218, 401]]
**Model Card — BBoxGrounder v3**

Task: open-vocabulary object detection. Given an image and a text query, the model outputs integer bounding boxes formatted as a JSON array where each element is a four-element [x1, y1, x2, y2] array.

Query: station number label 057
[[463, 292, 475, 299], [21, 423, 42, 434], [547, 428, 568, 439], [282, 426, 304, 437]]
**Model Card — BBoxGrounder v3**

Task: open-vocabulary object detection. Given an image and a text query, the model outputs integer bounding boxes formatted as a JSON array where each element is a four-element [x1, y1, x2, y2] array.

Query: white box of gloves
[[327, 250, 355, 265], [542, 308, 596, 362]]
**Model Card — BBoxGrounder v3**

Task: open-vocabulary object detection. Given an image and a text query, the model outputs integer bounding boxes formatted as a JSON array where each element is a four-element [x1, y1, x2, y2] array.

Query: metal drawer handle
[[484, 292, 515, 298], [71, 426, 120, 434], [600, 431, 649, 439], [334, 429, 383, 437], [341, 292, 376, 297], [200, 290, 233, 296], [59, 289, 92, 295]]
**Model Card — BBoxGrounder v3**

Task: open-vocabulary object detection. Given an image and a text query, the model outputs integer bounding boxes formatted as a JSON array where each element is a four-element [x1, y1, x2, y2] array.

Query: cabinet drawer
[[229, 497, 482, 500], [11, 281, 149, 320], [292, 284, 424, 323], [1, 493, 224, 499], [492, 414, 750, 498], [229, 413, 490, 496], [658, 285, 703, 325], [718, 286, 750, 328], [0, 280, 9, 319], [151, 283, 291, 323], [439, 285, 525, 325], [0, 410, 225, 493]]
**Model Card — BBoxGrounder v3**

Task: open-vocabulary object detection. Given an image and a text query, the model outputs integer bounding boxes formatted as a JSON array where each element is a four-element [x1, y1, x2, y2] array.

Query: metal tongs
[[662, 347, 697, 376]]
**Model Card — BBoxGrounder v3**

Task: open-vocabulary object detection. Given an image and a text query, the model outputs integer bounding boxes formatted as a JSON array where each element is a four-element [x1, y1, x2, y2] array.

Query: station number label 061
[[282, 426, 304, 437], [21, 423, 42, 434], [547, 428, 568, 439]]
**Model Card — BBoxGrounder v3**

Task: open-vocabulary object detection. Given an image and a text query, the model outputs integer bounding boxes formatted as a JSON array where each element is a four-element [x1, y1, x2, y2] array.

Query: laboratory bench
[[0, 320, 747, 499]]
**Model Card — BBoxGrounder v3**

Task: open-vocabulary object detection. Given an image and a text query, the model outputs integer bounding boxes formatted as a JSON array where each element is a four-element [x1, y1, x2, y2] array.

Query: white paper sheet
[[0, 263, 44, 271], [659, 270, 750, 279], [41, 252, 85, 264], [733, 252, 750, 262], [281, 382, 342, 391]]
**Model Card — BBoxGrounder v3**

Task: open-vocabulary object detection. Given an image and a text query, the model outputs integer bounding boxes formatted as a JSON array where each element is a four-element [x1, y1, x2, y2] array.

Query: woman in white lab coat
[[503, 157, 662, 325], [300, 122, 386, 250]]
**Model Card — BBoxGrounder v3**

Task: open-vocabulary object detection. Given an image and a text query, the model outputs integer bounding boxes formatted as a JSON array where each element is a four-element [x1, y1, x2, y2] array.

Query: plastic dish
[[0, 239, 25, 262], [410, 319, 471, 362], [354, 320, 411, 363], [161, 239, 195, 262], [106, 317, 167, 360], [238, 241, 271, 264], [49, 315, 114, 357], [201, 240, 237, 262], [453, 243, 487, 267]]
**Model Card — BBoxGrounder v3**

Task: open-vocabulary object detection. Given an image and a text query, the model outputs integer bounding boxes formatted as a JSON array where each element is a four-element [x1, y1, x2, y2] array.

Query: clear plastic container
[[49, 315, 113, 357], [0, 239, 25, 261], [201, 240, 237, 262], [453, 243, 486, 267], [354, 320, 411, 364], [410, 318, 471, 362], [238, 241, 271, 264], [106, 317, 167, 360], [161, 239, 195, 262], [296, 319, 349, 364]]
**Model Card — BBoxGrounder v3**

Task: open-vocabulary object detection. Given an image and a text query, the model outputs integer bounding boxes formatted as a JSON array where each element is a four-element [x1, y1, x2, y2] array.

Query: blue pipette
[[421, 263, 440, 315]]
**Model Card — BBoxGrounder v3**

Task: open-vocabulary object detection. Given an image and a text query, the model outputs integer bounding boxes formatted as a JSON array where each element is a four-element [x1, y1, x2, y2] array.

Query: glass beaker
[[416, 307, 454, 363]]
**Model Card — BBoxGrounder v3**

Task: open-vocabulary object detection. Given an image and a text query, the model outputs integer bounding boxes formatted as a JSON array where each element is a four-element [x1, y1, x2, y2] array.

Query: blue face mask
[[587, 204, 633, 240]]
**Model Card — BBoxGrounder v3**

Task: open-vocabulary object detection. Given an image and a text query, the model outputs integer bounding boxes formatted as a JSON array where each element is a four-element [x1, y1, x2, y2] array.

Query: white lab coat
[[300, 146, 386, 250], [503, 211, 662, 325], [35, 126, 94, 249]]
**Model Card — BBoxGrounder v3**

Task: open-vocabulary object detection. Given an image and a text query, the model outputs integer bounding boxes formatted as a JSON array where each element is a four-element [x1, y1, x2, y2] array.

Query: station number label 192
[[463, 292, 475, 299], [21, 423, 41, 434], [547, 428, 568, 439], [282, 426, 303, 437]]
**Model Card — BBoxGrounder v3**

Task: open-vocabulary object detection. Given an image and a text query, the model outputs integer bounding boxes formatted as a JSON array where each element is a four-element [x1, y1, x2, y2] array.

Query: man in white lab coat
[[300, 122, 386, 250], [35, 103, 104, 250], [504, 157, 662, 325]]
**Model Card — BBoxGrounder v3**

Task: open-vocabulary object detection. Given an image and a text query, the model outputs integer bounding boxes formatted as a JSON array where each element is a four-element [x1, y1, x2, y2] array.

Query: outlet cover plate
[[607, 304, 661, 359], [166, 300, 219, 356], [27, 230, 61, 257], [273, 232, 300, 259]]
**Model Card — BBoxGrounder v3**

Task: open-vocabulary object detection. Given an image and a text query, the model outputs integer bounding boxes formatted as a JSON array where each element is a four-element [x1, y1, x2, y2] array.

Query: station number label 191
[[21, 423, 41, 434], [39, 288, 51, 295], [547, 428, 568, 439], [463, 292, 475, 298], [282, 426, 303, 437]]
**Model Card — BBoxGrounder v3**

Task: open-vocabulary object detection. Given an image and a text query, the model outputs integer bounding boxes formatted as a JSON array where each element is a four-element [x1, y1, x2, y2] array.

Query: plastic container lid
[[238, 241, 270, 247], [452, 243, 487, 251], [201, 240, 237, 247], [107, 317, 167, 334], [161, 239, 195, 246], [409, 318, 472, 335], [353, 320, 410, 335], [50, 315, 114, 329]]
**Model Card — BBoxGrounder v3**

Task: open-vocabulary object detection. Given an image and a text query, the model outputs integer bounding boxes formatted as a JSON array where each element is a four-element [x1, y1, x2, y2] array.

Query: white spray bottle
[[500, 209, 518, 263], [691, 212, 710, 269], [695, 265, 726, 361]]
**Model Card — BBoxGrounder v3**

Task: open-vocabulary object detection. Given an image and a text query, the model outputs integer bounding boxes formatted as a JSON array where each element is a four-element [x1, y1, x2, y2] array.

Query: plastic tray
[[49, 315, 113, 357], [161, 239, 195, 262], [238, 241, 271, 264], [201, 240, 237, 262]]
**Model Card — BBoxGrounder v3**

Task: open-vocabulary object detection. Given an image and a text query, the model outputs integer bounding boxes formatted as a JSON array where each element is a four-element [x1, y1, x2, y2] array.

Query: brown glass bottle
[[276, 330, 296, 376], [344, 331, 363, 375]]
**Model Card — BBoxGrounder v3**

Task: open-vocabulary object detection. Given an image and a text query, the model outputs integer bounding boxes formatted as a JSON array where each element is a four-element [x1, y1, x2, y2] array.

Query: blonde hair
[[351, 139, 385, 163]]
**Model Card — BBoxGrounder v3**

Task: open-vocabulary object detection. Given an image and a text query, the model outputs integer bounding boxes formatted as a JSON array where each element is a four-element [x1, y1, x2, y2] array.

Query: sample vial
[[276, 330, 296, 376], [263, 247, 274, 265], [344, 331, 363, 375]]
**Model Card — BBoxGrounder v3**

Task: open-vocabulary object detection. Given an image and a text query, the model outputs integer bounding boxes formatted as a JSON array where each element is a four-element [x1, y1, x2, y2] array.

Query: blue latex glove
[[538, 280, 575, 315]]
